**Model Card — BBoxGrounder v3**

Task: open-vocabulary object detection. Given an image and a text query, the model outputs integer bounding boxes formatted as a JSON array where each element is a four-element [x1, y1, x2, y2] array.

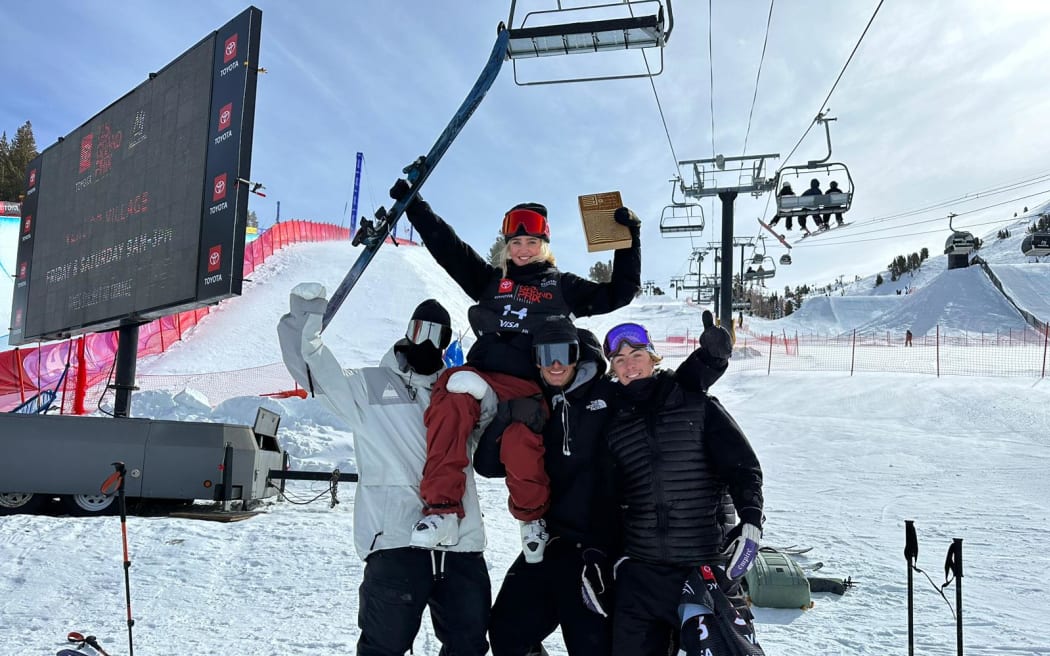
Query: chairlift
[[944, 213, 976, 255], [659, 203, 705, 236], [779, 253, 792, 265], [743, 255, 776, 282], [695, 287, 714, 304], [773, 113, 854, 217], [1020, 232, 1050, 257], [505, 0, 674, 85]]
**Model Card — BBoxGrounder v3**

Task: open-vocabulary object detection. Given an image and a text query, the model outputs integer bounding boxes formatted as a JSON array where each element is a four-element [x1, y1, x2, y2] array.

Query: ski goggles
[[406, 319, 452, 350], [533, 341, 580, 368], [603, 322, 656, 358], [501, 208, 550, 241]]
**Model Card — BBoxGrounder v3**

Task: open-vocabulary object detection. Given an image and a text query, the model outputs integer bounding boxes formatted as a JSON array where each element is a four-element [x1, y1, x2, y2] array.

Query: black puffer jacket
[[604, 371, 763, 566], [405, 199, 641, 379]]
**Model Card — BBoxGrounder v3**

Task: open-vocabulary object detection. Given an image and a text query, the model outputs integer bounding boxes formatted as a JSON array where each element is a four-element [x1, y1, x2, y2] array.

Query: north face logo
[[586, 399, 607, 411]]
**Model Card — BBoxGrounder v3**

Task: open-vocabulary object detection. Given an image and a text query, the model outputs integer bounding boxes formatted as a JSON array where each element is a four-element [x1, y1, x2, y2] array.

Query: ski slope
[[2, 239, 1050, 655]]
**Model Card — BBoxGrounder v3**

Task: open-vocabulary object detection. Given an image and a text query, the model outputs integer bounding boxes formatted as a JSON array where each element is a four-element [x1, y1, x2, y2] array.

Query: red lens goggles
[[501, 208, 550, 241]]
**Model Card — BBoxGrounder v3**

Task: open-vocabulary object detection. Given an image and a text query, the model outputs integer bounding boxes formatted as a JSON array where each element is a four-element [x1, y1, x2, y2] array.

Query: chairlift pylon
[[505, 0, 674, 86]]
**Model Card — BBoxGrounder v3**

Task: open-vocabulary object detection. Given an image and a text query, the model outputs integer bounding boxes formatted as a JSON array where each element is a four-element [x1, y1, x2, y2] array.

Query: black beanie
[[509, 202, 548, 218], [533, 315, 578, 345], [411, 299, 450, 326]]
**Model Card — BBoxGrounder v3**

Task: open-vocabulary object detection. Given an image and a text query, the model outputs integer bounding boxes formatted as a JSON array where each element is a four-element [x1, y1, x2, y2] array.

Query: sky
[[2, 235, 1049, 655], [3, 1, 1050, 293]]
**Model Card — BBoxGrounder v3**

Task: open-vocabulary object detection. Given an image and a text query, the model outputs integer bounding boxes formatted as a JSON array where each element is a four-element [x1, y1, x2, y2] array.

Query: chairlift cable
[[864, 171, 1050, 224], [640, 51, 683, 183], [741, 0, 776, 157], [793, 189, 1050, 247], [777, 0, 886, 172], [707, 0, 716, 158]]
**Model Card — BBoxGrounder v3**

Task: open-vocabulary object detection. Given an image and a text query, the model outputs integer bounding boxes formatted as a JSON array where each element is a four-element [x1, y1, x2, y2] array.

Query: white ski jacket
[[277, 288, 490, 559]]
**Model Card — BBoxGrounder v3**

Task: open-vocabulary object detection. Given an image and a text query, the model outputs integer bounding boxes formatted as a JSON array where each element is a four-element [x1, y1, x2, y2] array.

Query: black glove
[[580, 547, 612, 617], [613, 206, 641, 228], [389, 178, 423, 206], [496, 395, 547, 434], [699, 310, 733, 360]]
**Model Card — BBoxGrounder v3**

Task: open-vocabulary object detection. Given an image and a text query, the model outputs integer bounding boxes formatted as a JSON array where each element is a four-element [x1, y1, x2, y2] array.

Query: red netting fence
[[1, 220, 351, 413]]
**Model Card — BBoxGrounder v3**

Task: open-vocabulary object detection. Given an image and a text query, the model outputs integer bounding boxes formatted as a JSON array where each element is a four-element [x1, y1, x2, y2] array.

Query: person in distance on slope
[[600, 320, 764, 656], [389, 172, 641, 564], [480, 312, 735, 656], [278, 290, 493, 656]]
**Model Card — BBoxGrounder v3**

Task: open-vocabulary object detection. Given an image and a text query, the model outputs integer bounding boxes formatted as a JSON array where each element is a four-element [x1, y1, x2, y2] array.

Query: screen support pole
[[112, 323, 142, 418]]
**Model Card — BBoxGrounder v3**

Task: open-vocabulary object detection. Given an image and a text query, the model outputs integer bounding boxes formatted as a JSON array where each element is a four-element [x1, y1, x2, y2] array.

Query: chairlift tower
[[678, 153, 778, 329]]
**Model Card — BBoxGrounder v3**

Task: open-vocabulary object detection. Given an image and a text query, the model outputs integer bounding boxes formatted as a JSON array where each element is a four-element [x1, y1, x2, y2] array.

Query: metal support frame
[[678, 154, 778, 329], [506, 0, 674, 85]]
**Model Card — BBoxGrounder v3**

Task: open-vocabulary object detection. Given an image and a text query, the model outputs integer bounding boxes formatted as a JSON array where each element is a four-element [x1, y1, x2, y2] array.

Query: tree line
[[0, 121, 38, 202]]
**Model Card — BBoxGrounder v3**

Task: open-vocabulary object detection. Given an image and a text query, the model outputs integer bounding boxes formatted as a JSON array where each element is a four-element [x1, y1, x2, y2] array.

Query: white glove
[[446, 370, 492, 401], [724, 523, 761, 579]]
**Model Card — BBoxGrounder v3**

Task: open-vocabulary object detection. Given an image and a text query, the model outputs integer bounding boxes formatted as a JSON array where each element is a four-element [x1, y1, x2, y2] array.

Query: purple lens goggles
[[603, 322, 654, 358]]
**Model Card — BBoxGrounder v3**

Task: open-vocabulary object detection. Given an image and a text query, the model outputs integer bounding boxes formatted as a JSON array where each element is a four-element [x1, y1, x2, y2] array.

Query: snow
[[2, 237, 1050, 655]]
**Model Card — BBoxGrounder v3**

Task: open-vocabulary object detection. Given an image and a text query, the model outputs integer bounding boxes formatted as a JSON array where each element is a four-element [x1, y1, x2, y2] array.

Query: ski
[[57, 651, 89, 656], [795, 221, 851, 244], [770, 544, 813, 555], [321, 26, 512, 331], [757, 218, 792, 250]]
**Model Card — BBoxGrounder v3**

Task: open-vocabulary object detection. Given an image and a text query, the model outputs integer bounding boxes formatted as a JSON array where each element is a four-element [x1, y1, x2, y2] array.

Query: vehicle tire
[[0, 492, 46, 515], [59, 493, 117, 516]]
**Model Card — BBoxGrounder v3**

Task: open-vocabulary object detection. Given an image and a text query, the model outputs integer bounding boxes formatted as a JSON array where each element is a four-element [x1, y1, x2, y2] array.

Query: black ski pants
[[489, 538, 612, 656], [610, 559, 693, 656], [357, 547, 490, 656]]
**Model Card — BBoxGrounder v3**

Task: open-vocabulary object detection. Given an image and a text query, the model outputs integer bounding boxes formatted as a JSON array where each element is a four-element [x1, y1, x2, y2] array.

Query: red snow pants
[[420, 365, 550, 522]]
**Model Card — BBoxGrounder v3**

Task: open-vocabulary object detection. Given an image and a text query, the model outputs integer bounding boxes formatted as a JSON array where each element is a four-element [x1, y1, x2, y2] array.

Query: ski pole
[[101, 462, 135, 656], [904, 520, 918, 656], [944, 539, 963, 656]]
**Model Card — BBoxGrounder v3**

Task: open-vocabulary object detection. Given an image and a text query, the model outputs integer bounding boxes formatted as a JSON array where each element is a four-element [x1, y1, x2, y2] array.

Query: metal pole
[[718, 191, 737, 330], [904, 520, 918, 656], [112, 324, 141, 418]]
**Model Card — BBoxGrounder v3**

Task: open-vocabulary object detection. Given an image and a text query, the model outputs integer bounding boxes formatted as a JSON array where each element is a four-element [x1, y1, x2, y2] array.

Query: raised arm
[[562, 207, 642, 316], [390, 180, 497, 300], [277, 282, 366, 429]]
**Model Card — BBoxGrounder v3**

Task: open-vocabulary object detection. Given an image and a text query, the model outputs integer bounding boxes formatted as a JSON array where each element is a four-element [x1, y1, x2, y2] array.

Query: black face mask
[[399, 341, 444, 376]]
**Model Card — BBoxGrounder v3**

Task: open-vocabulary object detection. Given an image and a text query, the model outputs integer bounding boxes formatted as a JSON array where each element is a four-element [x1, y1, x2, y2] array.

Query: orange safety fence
[[1, 220, 356, 413]]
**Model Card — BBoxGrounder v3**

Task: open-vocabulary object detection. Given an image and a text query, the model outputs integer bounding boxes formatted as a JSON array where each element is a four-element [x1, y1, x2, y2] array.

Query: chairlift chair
[[505, 0, 674, 85], [773, 113, 854, 217], [659, 203, 705, 237], [1020, 232, 1050, 257], [944, 214, 976, 255], [779, 253, 792, 265], [743, 255, 776, 282]]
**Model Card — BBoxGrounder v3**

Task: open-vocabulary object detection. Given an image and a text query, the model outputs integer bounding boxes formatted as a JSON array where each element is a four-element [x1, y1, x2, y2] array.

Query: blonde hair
[[498, 239, 556, 277]]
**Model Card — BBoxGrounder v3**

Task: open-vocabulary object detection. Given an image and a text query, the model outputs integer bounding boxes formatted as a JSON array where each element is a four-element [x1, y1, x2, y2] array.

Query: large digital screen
[[8, 7, 262, 345]]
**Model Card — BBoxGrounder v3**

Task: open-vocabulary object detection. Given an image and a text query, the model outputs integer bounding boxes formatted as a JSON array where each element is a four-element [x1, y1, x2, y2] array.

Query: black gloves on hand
[[497, 394, 547, 434], [699, 310, 733, 360], [580, 547, 612, 617], [613, 206, 641, 228], [388, 178, 421, 206]]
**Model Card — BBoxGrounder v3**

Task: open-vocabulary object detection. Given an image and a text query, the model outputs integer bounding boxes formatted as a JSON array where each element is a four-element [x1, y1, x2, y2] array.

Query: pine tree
[[246, 210, 258, 228], [588, 260, 613, 283], [0, 121, 38, 201], [487, 235, 504, 267], [875, 273, 884, 287]]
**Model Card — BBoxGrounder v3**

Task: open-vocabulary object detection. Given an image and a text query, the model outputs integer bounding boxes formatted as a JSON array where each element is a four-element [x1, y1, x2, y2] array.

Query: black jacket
[[604, 371, 763, 567], [405, 199, 641, 378]]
